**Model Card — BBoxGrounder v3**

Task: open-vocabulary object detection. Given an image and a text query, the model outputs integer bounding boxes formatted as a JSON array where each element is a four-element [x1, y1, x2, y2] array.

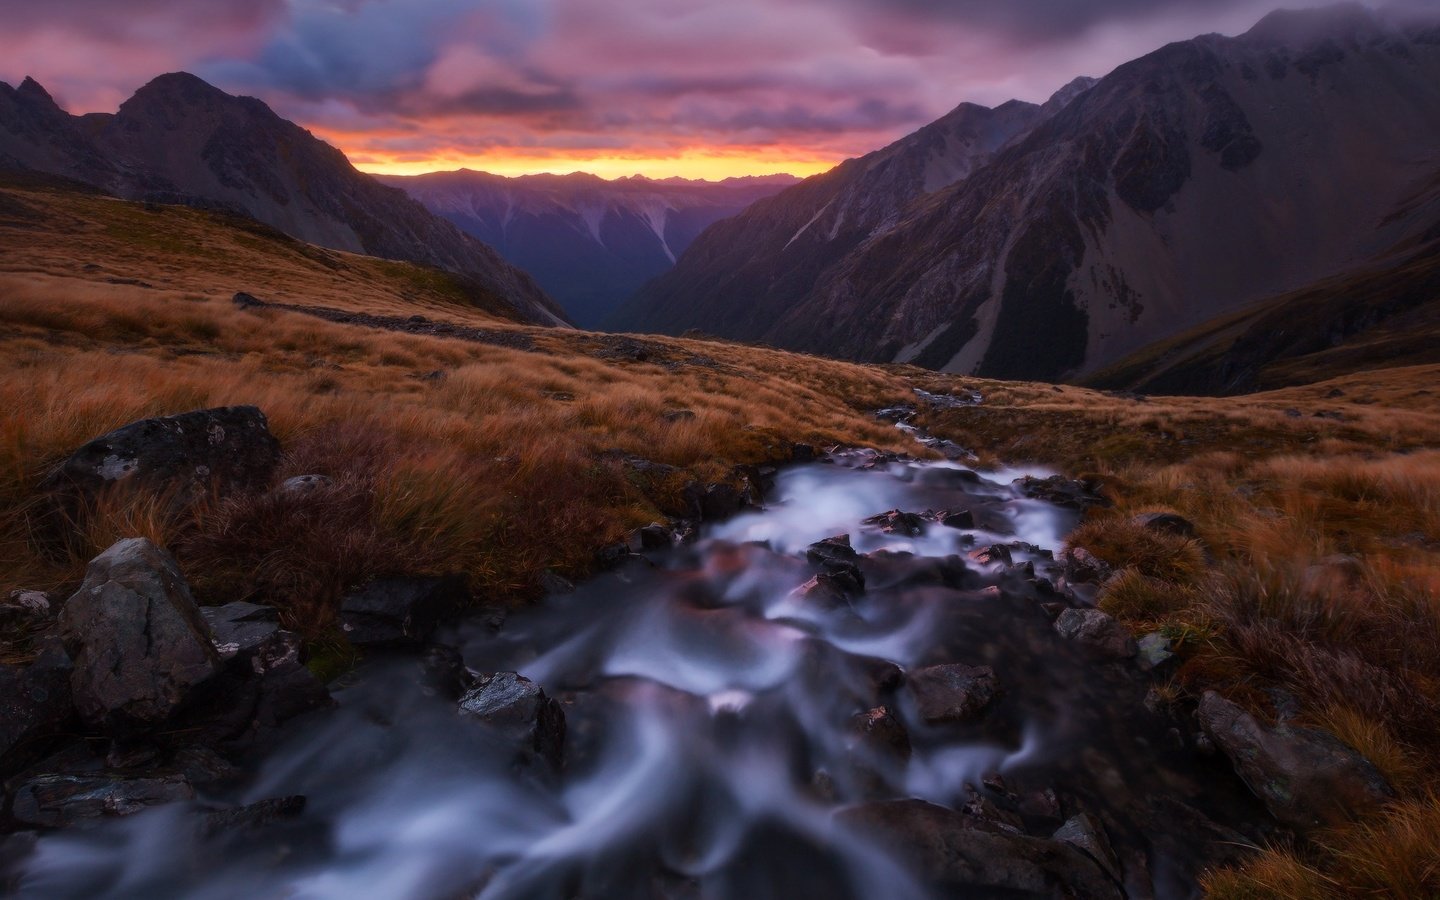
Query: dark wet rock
[[1014, 475, 1108, 510], [538, 570, 576, 595], [806, 534, 858, 566], [1131, 512, 1196, 539], [200, 795, 306, 837], [279, 474, 331, 495], [908, 664, 998, 723], [836, 799, 1120, 898], [1017, 788, 1064, 825], [627, 523, 675, 553], [861, 509, 926, 536], [201, 601, 284, 664], [0, 650, 75, 776], [1054, 608, 1137, 659], [874, 404, 917, 422], [1058, 547, 1112, 585], [959, 785, 1025, 834], [788, 574, 857, 611], [790, 443, 817, 463], [848, 706, 911, 760], [41, 407, 281, 538], [459, 672, 566, 771], [662, 409, 697, 423], [1197, 691, 1395, 830], [684, 482, 748, 521], [172, 745, 240, 785], [58, 538, 221, 736], [933, 509, 974, 530], [10, 772, 194, 828], [339, 575, 468, 646], [1135, 632, 1176, 673], [1053, 813, 1123, 885], [970, 543, 1013, 566]]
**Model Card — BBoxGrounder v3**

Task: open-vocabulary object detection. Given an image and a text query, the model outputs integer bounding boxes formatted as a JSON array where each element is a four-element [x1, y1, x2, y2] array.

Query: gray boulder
[[1198, 691, 1395, 830], [1054, 608, 1137, 659], [41, 407, 280, 538], [59, 539, 221, 735], [836, 799, 1120, 898], [459, 672, 566, 770], [908, 664, 998, 723]]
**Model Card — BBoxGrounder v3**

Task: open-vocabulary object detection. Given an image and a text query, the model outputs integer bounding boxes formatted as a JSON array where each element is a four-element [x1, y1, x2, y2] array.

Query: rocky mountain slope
[[0, 74, 568, 326], [380, 171, 797, 327], [615, 6, 1440, 383]]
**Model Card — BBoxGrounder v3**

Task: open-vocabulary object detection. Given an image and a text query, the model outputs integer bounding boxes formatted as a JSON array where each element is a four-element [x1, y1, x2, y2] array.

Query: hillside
[[0, 74, 568, 327], [615, 6, 1440, 384], [381, 171, 798, 327]]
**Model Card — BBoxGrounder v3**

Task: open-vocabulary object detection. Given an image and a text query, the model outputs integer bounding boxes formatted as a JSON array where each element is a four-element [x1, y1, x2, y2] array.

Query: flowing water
[[13, 452, 1264, 899]]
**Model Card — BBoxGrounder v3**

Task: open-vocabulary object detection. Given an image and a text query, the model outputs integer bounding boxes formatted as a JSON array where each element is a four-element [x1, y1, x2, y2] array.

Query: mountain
[[379, 170, 799, 327], [0, 73, 568, 326], [613, 5, 1440, 384]]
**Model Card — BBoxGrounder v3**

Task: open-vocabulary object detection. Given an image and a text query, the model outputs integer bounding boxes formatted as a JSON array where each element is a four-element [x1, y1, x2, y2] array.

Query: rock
[[459, 672, 566, 771], [848, 706, 911, 760], [908, 664, 998, 723], [41, 407, 281, 538], [0, 652, 75, 775], [1131, 512, 1196, 539], [861, 509, 926, 536], [339, 575, 468, 646], [1014, 475, 1107, 510], [200, 602, 283, 664], [420, 644, 474, 700], [688, 482, 747, 521], [790, 443, 817, 463], [1053, 813, 1123, 884], [935, 509, 975, 530], [836, 799, 1119, 898], [788, 574, 857, 611], [279, 474, 332, 494], [1054, 608, 1137, 659], [1197, 692, 1395, 830], [2, 590, 51, 624], [970, 544, 1013, 566], [627, 523, 675, 553], [201, 795, 306, 837], [1135, 632, 1176, 673], [10, 773, 194, 828], [805, 534, 867, 591], [1059, 547, 1112, 584], [58, 539, 221, 735], [662, 409, 697, 423]]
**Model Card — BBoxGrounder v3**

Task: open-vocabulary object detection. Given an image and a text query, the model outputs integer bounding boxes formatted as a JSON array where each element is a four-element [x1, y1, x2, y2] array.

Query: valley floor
[[3, 177, 1439, 896]]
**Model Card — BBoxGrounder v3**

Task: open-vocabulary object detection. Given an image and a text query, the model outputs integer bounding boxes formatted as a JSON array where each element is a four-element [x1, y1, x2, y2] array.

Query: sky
[[0, 0, 1368, 180]]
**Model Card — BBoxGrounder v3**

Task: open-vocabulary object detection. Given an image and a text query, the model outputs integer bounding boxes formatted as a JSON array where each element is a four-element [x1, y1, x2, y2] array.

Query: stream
[[12, 451, 1267, 899]]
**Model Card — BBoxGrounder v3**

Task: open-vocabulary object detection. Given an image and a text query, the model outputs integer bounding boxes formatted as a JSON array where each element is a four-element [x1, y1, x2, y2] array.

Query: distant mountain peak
[[16, 77, 55, 104], [1245, 3, 1384, 45]]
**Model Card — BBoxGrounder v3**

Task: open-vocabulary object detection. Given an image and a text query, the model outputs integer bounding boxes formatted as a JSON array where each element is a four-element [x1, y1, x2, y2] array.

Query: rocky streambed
[[1, 435, 1395, 898]]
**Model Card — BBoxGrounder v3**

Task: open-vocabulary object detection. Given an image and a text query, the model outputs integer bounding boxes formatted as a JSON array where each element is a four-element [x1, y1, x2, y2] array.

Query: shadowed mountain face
[[0, 74, 568, 326], [613, 6, 1440, 383], [380, 171, 798, 327]]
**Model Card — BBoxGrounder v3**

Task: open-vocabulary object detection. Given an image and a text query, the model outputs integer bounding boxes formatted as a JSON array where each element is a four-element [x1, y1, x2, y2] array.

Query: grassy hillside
[[3, 178, 1439, 896], [1084, 241, 1440, 396]]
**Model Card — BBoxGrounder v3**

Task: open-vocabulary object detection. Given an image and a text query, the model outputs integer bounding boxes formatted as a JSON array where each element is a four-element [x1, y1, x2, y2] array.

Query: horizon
[[0, 0, 1392, 181]]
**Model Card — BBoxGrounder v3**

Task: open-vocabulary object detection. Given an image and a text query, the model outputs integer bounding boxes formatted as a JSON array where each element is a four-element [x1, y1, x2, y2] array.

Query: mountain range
[[0, 73, 567, 326], [379, 171, 798, 327], [612, 5, 1440, 385]]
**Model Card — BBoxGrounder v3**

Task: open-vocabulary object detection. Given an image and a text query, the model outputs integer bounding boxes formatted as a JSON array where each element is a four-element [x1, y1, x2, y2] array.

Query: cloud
[[0, 0, 1396, 176]]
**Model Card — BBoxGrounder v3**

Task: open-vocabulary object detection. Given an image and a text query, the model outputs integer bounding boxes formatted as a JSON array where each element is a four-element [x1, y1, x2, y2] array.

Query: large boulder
[[339, 575, 468, 646], [58, 538, 221, 735], [908, 664, 998, 724], [41, 407, 281, 537], [836, 799, 1120, 898], [459, 672, 566, 771], [1198, 692, 1395, 830]]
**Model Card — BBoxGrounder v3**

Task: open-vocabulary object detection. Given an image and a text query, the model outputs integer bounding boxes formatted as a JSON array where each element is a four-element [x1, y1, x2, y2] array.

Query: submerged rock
[[59, 538, 221, 736], [907, 664, 998, 724], [1054, 608, 1137, 659], [459, 672, 566, 771], [1197, 692, 1395, 830], [837, 799, 1120, 899]]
